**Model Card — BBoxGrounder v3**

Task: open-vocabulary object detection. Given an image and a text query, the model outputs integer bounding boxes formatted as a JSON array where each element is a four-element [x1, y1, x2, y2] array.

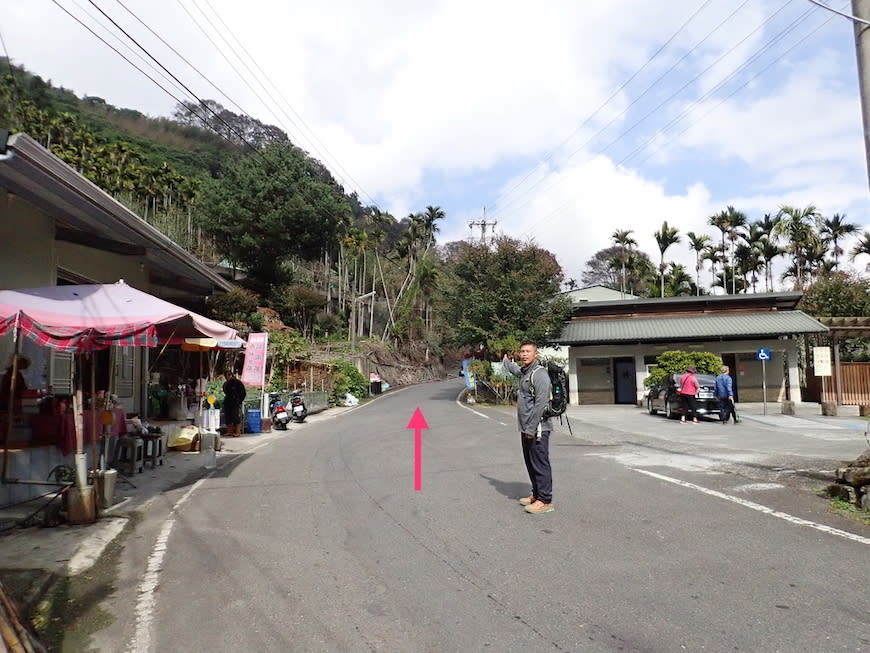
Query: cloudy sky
[[4, 0, 870, 287]]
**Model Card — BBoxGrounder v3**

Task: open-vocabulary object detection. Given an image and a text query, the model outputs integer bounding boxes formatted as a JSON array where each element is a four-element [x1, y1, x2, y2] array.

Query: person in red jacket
[[678, 366, 699, 424]]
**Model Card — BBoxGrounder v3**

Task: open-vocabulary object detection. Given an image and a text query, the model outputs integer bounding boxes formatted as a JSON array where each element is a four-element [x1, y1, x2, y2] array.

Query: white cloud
[[451, 155, 717, 284], [4, 0, 868, 286]]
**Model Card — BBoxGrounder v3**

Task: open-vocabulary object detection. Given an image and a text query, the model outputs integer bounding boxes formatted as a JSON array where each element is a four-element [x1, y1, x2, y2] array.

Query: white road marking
[[127, 433, 281, 652], [126, 479, 204, 653], [731, 483, 785, 492], [454, 390, 491, 419], [67, 517, 127, 575], [634, 469, 870, 546]]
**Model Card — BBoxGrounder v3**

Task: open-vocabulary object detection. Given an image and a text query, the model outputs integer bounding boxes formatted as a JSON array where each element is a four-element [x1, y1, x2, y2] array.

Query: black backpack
[[533, 361, 569, 419]]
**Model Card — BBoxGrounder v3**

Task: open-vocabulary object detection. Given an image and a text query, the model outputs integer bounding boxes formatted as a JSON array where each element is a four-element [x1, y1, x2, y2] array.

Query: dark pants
[[224, 402, 242, 426], [719, 398, 738, 423], [521, 431, 552, 503], [680, 394, 697, 419]]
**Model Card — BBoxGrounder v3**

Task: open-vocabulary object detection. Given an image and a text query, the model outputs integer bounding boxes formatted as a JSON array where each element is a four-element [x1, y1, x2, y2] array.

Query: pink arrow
[[406, 407, 430, 491]]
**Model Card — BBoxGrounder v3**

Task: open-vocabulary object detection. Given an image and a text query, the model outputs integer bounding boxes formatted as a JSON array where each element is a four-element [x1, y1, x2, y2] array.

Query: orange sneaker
[[518, 495, 536, 506], [524, 500, 554, 514]]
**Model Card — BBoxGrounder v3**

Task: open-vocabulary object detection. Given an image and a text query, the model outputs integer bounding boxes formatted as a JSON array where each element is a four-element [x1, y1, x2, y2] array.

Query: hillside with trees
[[0, 61, 571, 379]]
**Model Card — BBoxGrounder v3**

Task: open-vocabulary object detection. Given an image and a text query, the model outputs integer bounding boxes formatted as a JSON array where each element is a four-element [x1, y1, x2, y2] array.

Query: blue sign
[[755, 348, 772, 361]]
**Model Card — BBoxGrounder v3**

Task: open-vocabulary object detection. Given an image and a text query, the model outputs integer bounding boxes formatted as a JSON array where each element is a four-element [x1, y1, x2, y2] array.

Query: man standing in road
[[503, 340, 554, 514], [715, 365, 739, 424]]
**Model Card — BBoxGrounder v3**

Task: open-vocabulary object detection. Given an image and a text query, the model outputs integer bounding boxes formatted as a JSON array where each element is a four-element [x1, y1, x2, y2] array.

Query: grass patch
[[828, 497, 870, 526]]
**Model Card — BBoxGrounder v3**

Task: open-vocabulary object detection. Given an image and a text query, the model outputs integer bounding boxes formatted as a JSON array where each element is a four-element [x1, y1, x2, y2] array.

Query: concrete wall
[[0, 190, 56, 289], [55, 240, 149, 287], [0, 191, 150, 409], [569, 338, 800, 405]]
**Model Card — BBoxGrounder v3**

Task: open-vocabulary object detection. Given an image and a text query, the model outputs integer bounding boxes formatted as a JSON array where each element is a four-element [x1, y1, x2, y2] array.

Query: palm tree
[[702, 244, 723, 292], [849, 231, 870, 265], [734, 242, 763, 293], [757, 213, 779, 237], [819, 213, 859, 269], [420, 205, 445, 254], [722, 206, 749, 294], [708, 210, 730, 278], [414, 259, 440, 339], [610, 229, 637, 297], [773, 204, 821, 290], [626, 251, 657, 297], [686, 231, 711, 295], [654, 221, 680, 298], [804, 239, 828, 284], [757, 238, 783, 292], [665, 263, 694, 296]]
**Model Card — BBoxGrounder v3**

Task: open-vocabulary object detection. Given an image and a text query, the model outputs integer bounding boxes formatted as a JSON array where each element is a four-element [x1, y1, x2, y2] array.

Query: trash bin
[[92, 469, 117, 510], [369, 381, 382, 395], [201, 432, 216, 469], [245, 409, 261, 433]]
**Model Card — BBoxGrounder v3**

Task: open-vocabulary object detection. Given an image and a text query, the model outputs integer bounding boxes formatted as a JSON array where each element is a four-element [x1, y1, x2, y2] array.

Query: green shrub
[[644, 350, 723, 388], [468, 359, 492, 380], [328, 360, 369, 404]]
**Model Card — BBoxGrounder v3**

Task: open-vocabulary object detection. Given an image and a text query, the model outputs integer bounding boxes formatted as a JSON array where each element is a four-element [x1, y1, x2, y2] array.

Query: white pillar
[[569, 349, 580, 405], [785, 339, 802, 404], [634, 353, 647, 406]]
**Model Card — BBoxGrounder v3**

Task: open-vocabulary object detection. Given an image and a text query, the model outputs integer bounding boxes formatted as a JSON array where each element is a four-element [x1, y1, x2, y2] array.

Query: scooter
[[269, 392, 291, 430], [289, 389, 308, 423]]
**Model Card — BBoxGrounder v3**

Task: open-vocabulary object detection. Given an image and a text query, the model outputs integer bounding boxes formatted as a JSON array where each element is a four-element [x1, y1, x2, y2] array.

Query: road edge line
[[634, 469, 870, 546], [126, 478, 205, 653]]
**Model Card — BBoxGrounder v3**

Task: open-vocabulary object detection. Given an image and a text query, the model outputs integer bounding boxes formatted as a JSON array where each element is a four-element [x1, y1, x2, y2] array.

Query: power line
[[85, 0, 262, 151], [494, 0, 761, 220], [174, 1, 308, 144], [514, 1, 829, 239], [50, 0, 356, 244], [49, 0, 218, 133], [489, 0, 717, 212], [70, 0, 195, 104], [806, 0, 870, 25], [176, 0, 375, 206], [502, 0, 800, 231], [48, 1, 353, 261], [177, 0, 371, 200], [198, 0, 377, 207], [640, 6, 834, 169], [620, 2, 840, 168], [110, 0, 266, 130]]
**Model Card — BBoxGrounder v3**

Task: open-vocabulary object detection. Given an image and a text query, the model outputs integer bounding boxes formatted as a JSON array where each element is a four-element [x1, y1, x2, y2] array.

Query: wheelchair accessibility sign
[[755, 348, 772, 361]]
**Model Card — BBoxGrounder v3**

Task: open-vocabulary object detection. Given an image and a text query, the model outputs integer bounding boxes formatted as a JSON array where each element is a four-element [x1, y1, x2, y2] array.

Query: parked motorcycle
[[269, 392, 291, 430], [289, 389, 308, 423]]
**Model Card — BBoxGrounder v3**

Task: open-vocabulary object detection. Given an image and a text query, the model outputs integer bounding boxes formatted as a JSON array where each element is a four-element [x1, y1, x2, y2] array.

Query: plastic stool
[[142, 433, 164, 469], [114, 436, 144, 475]]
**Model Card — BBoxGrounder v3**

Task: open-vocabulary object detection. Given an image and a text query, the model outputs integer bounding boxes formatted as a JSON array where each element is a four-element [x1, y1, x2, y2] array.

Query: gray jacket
[[503, 357, 552, 434]]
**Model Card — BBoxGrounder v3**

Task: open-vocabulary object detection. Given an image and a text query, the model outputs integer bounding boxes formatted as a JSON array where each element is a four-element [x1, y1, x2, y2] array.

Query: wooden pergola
[[816, 316, 870, 406]]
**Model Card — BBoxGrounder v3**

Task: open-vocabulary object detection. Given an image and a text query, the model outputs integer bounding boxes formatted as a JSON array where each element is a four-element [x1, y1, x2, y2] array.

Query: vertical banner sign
[[242, 333, 269, 387], [813, 346, 832, 403], [813, 346, 832, 376]]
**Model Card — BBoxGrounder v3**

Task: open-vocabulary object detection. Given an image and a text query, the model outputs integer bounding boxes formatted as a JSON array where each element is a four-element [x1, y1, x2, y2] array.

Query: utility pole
[[468, 207, 498, 245], [853, 0, 870, 192]]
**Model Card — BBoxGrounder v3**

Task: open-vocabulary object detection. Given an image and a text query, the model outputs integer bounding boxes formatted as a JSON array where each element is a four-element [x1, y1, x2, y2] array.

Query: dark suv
[[647, 373, 721, 420]]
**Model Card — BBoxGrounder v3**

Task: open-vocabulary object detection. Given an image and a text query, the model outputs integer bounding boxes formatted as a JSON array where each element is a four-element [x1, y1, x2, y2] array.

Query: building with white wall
[[552, 292, 827, 405]]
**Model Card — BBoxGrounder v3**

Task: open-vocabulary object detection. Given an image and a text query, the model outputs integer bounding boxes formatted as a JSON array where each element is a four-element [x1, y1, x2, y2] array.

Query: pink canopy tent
[[0, 282, 237, 495], [0, 281, 237, 351]]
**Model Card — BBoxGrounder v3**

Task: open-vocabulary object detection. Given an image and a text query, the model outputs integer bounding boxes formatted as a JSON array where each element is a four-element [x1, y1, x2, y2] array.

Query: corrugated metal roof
[[557, 310, 827, 344]]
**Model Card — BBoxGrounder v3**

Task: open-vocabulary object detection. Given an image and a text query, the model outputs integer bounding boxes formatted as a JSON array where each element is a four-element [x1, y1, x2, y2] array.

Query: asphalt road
[[110, 380, 869, 652]]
